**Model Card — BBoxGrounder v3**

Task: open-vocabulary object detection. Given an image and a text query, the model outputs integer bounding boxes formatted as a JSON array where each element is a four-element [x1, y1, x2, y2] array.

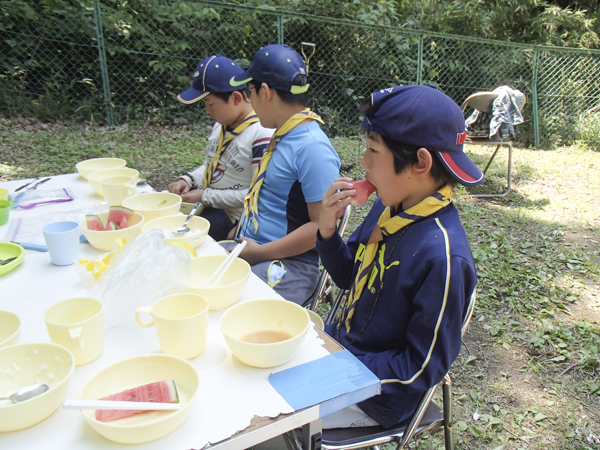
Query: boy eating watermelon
[[316, 84, 484, 429]]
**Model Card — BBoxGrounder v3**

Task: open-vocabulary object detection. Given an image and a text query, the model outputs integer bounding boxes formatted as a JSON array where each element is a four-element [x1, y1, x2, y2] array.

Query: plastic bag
[[90, 229, 192, 329], [13, 188, 76, 210]]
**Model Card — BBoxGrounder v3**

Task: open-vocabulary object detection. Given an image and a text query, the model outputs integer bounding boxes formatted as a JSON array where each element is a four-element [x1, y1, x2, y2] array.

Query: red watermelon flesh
[[107, 206, 134, 230], [350, 180, 377, 206], [86, 215, 104, 231], [95, 380, 179, 423]]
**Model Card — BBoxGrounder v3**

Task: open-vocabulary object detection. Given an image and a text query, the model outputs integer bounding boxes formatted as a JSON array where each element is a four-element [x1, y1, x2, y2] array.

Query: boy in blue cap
[[229, 44, 340, 304], [316, 84, 483, 429], [168, 54, 274, 241]]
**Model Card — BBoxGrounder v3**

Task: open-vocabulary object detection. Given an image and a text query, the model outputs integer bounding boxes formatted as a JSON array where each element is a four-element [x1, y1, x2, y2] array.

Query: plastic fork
[[171, 201, 201, 235]]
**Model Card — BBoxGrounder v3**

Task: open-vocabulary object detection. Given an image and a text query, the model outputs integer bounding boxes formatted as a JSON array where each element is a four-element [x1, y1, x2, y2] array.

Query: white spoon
[[0, 383, 49, 403]]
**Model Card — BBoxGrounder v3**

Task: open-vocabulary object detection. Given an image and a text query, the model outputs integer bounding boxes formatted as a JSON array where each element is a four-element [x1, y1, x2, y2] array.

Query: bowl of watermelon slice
[[78, 354, 199, 444], [81, 206, 145, 252]]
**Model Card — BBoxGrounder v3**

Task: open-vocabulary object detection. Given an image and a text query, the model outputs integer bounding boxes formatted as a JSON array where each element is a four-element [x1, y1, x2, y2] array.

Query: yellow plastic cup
[[44, 297, 104, 366], [135, 293, 209, 360], [0, 200, 9, 226], [101, 175, 136, 206], [0, 188, 8, 201]]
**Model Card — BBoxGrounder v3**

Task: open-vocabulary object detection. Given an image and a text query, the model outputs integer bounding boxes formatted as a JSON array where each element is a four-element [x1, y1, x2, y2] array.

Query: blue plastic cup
[[42, 221, 80, 266]]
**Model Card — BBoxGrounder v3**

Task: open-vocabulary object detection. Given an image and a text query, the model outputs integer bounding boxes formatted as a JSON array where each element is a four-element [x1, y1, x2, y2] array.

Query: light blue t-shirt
[[238, 121, 340, 263]]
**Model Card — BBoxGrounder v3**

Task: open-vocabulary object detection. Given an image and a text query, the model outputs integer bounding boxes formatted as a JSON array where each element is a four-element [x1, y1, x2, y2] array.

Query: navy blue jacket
[[316, 200, 477, 428]]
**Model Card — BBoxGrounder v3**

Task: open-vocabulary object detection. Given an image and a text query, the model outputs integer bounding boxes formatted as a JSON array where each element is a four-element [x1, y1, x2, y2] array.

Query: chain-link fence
[[2, 0, 600, 148]]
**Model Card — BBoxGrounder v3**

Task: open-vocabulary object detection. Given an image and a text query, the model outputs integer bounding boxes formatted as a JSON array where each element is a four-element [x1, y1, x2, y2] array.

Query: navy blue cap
[[230, 44, 309, 94], [178, 55, 246, 104], [363, 84, 484, 186]]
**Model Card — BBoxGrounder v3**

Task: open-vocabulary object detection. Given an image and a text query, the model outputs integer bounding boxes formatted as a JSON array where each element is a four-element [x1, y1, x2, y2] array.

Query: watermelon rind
[[107, 205, 134, 229], [105, 221, 120, 231], [86, 215, 104, 231]]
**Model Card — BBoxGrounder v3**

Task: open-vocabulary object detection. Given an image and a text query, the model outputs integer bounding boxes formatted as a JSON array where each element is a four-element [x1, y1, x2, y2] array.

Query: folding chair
[[319, 290, 477, 450], [461, 91, 526, 197], [303, 204, 352, 312]]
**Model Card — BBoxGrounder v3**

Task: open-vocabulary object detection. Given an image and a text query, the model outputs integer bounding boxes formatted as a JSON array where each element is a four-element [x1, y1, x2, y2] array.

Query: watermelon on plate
[[107, 206, 134, 230], [86, 215, 104, 231], [95, 380, 179, 423], [349, 179, 377, 206]]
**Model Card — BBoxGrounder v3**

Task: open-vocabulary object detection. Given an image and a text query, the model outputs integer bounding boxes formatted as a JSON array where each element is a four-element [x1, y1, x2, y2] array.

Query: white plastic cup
[[42, 221, 80, 266]]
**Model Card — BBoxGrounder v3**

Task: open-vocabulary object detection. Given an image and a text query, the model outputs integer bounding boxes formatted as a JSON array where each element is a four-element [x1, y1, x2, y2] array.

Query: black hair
[[249, 74, 309, 107], [209, 88, 248, 103], [359, 97, 458, 188]]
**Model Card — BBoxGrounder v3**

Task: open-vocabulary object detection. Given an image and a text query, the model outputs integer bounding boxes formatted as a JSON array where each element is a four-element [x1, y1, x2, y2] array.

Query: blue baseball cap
[[230, 44, 309, 94], [178, 55, 246, 104], [363, 84, 485, 186]]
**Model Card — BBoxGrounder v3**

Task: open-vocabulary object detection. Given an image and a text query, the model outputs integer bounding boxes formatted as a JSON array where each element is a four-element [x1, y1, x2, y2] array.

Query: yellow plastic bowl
[[78, 354, 199, 444], [0, 343, 75, 432], [80, 211, 144, 252], [76, 158, 127, 180], [0, 310, 20, 348], [122, 193, 182, 222], [87, 168, 140, 197], [186, 255, 251, 310], [306, 310, 325, 330], [220, 299, 310, 368], [142, 215, 210, 249]]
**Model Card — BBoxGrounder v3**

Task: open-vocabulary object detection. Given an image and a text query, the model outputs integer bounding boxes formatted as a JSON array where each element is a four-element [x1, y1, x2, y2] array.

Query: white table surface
[[0, 174, 350, 449]]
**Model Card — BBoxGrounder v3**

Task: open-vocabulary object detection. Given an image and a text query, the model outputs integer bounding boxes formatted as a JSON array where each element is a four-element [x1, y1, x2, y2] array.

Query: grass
[[1, 116, 599, 449]]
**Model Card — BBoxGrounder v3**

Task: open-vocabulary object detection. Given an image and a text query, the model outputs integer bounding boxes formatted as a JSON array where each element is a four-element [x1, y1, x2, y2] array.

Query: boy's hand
[[235, 238, 263, 266], [319, 177, 355, 240], [168, 180, 190, 195], [180, 189, 204, 203]]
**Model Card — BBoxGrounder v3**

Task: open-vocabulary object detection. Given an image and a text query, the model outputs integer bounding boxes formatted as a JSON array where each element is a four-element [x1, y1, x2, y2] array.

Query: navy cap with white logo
[[230, 44, 309, 94], [178, 55, 246, 104], [364, 84, 484, 186]]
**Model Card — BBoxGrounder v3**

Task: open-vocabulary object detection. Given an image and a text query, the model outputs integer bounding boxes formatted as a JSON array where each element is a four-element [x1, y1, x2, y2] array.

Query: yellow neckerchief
[[243, 108, 324, 232], [343, 185, 453, 332], [202, 112, 260, 187]]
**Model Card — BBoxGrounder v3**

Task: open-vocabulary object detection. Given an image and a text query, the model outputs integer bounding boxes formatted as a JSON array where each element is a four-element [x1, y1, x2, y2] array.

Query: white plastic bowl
[[76, 158, 126, 180], [220, 299, 310, 368], [78, 354, 199, 444], [122, 193, 182, 222], [87, 168, 140, 197], [0, 310, 20, 348], [0, 343, 75, 432], [142, 215, 210, 249]]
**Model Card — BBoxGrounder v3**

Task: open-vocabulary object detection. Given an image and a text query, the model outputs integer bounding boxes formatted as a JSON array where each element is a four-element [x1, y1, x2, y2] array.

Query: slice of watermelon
[[350, 179, 377, 206], [105, 221, 120, 231], [95, 380, 179, 423], [86, 215, 104, 231], [107, 206, 134, 230]]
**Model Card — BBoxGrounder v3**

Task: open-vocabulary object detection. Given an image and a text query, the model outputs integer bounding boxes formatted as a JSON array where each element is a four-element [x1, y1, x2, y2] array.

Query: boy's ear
[[412, 148, 433, 177], [261, 82, 274, 102], [231, 90, 244, 106]]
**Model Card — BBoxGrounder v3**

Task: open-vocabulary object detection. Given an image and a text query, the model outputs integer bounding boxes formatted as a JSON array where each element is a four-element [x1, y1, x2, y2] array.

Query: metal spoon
[[0, 257, 17, 265], [0, 383, 49, 403], [171, 201, 201, 235]]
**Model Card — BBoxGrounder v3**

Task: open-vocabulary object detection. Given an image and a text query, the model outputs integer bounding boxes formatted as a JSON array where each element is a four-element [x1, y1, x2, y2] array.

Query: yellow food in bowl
[[220, 299, 310, 368], [142, 215, 210, 249], [0, 310, 20, 348], [186, 255, 250, 310], [122, 193, 182, 222], [76, 158, 127, 180], [78, 354, 199, 444], [80, 212, 144, 252], [87, 168, 140, 197], [0, 343, 75, 432]]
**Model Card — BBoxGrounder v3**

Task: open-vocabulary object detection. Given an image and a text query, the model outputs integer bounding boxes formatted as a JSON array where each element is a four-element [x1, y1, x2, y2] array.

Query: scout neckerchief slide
[[243, 109, 324, 232], [342, 185, 453, 332], [202, 112, 260, 187]]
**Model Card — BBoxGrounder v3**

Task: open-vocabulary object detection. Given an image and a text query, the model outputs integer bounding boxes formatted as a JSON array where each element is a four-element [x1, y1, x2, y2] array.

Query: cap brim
[[437, 152, 485, 187], [230, 71, 252, 87], [177, 87, 209, 104]]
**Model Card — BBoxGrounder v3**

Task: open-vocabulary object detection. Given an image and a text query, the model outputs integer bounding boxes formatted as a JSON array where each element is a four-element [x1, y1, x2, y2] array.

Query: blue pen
[[14, 242, 48, 252]]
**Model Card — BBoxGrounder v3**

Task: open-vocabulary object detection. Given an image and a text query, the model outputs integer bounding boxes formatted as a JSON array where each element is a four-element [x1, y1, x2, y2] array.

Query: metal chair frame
[[461, 91, 525, 198], [318, 290, 477, 450]]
